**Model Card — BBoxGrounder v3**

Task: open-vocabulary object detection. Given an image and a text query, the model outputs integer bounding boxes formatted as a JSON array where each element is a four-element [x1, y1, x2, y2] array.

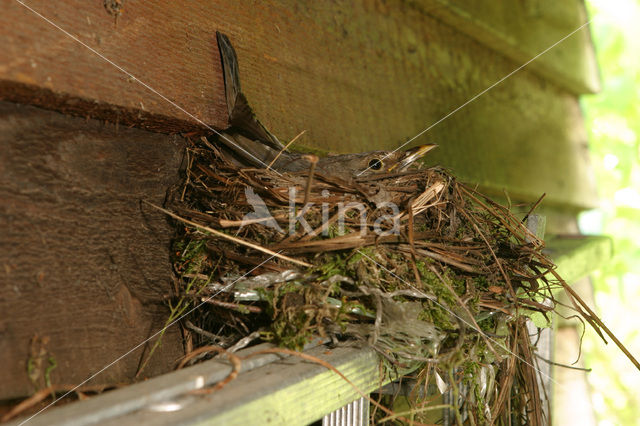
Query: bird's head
[[316, 144, 438, 179]]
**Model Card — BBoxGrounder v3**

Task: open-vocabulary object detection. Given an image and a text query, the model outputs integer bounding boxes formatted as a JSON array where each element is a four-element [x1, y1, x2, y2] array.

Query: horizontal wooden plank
[[547, 235, 613, 285], [0, 0, 228, 132], [419, 0, 600, 95], [181, 346, 384, 426], [6, 341, 401, 426], [0, 1, 598, 208]]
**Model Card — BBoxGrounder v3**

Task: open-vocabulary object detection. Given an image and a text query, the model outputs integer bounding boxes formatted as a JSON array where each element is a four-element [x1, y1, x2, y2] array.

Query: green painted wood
[[195, 346, 384, 425], [417, 0, 600, 95], [7, 343, 403, 426], [142, 345, 401, 426], [547, 235, 613, 285]]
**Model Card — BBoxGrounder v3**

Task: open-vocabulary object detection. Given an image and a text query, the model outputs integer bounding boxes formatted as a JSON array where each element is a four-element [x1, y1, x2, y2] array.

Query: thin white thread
[[356, 250, 559, 387], [357, 18, 593, 176], [13, 0, 281, 176], [18, 254, 279, 425]]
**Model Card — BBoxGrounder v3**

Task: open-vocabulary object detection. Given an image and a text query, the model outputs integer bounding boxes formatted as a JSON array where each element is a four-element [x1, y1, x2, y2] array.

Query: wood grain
[[0, 0, 598, 208], [0, 0, 602, 401], [0, 101, 185, 399], [0, 1, 228, 132]]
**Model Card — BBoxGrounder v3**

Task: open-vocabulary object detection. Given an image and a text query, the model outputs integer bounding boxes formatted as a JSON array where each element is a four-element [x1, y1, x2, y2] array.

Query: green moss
[[474, 276, 490, 291], [317, 253, 348, 280], [173, 237, 209, 276], [270, 310, 313, 350], [420, 300, 456, 330]]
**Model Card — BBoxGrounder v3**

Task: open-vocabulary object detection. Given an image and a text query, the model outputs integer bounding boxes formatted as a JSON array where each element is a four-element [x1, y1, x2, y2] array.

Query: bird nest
[[157, 137, 585, 424]]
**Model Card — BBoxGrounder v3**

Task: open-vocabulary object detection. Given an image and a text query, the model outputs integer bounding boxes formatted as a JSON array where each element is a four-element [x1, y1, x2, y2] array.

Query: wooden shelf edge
[[7, 341, 402, 426]]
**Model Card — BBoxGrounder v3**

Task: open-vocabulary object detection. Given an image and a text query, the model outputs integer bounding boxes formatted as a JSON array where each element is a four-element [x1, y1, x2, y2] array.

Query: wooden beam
[[5, 342, 400, 426], [418, 0, 600, 95], [1, 1, 599, 212], [0, 0, 228, 133], [0, 101, 185, 399]]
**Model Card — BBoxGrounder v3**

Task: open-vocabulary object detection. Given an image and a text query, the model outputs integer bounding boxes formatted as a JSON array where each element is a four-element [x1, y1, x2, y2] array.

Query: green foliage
[[581, 1, 640, 424]]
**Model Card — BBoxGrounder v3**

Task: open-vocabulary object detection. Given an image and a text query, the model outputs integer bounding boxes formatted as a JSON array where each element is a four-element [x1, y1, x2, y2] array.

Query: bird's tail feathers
[[216, 32, 284, 151]]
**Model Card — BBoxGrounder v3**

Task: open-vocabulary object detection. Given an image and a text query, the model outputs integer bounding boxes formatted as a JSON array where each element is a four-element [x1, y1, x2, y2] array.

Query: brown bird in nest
[[214, 32, 437, 181]]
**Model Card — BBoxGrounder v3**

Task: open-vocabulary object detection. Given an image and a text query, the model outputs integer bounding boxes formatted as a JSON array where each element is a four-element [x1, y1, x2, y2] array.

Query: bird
[[214, 32, 437, 181]]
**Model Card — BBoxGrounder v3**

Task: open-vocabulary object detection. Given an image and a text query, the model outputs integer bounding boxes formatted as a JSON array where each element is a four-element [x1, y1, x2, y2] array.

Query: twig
[[185, 320, 222, 342], [302, 154, 318, 206], [533, 353, 592, 372], [398, 245, 483, 274], [1, 384, 121, 422], [522, 192, 546, 223], [178, 346, 242, 393], [267, 129, 307, 169], [553, 269, 640, 371], [144, 201, 312, 268], [202, 298, 263, 313]]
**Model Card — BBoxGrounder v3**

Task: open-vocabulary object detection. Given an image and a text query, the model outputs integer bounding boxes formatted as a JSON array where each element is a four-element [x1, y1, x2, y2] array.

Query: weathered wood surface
[[0, 0, 603, 409], [419, 0, 600, 94], [0, 0, 228, 133], [4, 342, 387, 426], [0, 101, 185, 399], [1, 1, 598, 208]]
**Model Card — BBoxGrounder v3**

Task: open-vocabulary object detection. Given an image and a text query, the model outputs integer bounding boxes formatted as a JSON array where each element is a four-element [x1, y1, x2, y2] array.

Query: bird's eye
[[368, 158, 383, 170]]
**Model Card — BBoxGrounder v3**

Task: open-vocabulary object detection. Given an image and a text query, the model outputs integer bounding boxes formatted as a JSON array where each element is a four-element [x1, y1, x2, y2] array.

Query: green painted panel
[[547, 235, 613, 285]]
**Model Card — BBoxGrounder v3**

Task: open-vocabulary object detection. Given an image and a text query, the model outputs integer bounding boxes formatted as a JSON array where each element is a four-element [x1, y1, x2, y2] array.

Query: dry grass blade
[[144, 201, 312, 268], [267, 129, 307, 169], [552, 268, 640, 371]]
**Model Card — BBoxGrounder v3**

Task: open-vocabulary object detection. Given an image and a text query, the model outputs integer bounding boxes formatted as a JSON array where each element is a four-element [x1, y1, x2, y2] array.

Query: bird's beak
[[388, 144, 438, 172]]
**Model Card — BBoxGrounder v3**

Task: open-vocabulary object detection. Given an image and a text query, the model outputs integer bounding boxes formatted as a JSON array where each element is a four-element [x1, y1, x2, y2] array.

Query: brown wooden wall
[[0, 0, 598, 399], [0, 0, 598, 207], [0, 102, 185, 399]]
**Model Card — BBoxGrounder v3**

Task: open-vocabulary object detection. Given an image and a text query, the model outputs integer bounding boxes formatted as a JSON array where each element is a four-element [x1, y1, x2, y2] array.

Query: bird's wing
[[217, 132, 279, 169], [216, 32, 284, 151]]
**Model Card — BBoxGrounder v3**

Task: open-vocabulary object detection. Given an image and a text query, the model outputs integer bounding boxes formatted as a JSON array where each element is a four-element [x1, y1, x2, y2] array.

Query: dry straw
[[159, 138, 637, 425]]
